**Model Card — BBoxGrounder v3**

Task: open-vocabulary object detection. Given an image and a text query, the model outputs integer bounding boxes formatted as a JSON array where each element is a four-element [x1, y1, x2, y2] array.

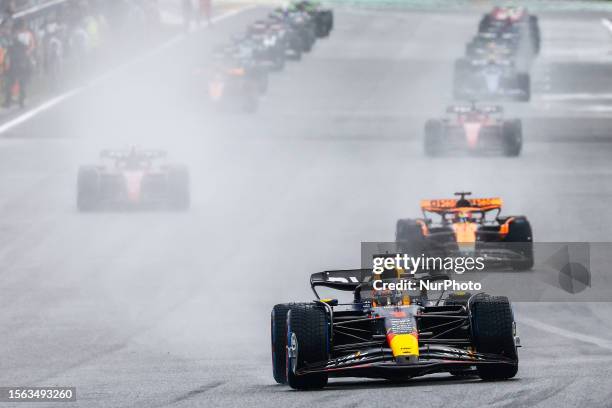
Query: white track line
[[540, 93, 612, 101], [602, 18, 612, 35], [0, 5, 256, 137], [521, 316, 612, 352]]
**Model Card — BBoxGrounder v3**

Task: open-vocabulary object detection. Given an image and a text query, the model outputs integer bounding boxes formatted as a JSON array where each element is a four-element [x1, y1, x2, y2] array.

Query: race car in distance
[[246, 21, 287, 71], [77, 148, 189, 211], [272, 268, 520, 389], [424, 103, 522, 156], [259, 17, 304, 61], [454, 56, 530, 102], [396, 192, 533, 271], [269, 6, 317, 54], [291, 0, 333, 38], [479, 6, 540, 55], [465, 32, 533, 70], [204, 44, 267, 113]]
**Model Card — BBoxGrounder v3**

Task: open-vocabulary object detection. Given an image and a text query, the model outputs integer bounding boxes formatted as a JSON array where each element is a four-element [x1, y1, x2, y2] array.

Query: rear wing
[[445, 105, 503, 115], [309, 269, 454, 300], [100, 149, 167, 160], [469, 57, 513, 66], [421, 197, 503, 212], [310, 269, 371, 298]]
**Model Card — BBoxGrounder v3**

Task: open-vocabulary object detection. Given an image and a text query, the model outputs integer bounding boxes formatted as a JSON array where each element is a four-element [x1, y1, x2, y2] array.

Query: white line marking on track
[[521, 317, 612, 351], [540, 93, 612, 101], [0, 5, 256, 137], [602, 18, 612, 35]]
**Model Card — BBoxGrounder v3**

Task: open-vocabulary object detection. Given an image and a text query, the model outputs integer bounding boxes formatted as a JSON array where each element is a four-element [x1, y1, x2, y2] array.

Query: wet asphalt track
[[2, 4, 612, 408]]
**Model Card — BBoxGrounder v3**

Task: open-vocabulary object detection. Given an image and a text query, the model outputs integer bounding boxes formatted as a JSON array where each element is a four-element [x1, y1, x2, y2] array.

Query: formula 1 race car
[[204, 45, 268, 113], [424, 103, 522, 156], [258, 17, 304, 61], [291, 0, 333, 38], [246, 21, 287, 71], [271, 268, 520, 389], [269, 7, 317, 54], [454, 57, 530, 102], [479, 6, 540, 55], [396, 192, 533, 271], [465, 32, 533, 70], [207, 66, 260, 113], [77, 148, 190, 211]]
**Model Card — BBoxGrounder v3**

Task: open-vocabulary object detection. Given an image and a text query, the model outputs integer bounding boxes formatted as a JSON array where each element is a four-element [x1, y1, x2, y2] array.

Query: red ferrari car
[[424, 103, 522, 157], [77, 148, 189, 211]]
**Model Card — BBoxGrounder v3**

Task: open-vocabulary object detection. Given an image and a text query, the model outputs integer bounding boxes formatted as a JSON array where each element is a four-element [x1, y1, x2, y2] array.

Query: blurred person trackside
[[3, 20, 33, 108], [0, 0, 164, 111]]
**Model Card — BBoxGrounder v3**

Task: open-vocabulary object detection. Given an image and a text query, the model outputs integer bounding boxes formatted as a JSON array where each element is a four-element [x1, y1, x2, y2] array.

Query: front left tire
[[470, 295, 519, 380], [286, 304, 329, 390]]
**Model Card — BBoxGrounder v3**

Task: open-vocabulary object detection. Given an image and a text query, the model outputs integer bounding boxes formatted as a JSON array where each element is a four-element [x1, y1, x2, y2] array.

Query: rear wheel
[[504, 217, 534, 271], [396, 219, 426, 255], [529, 15, 541, 54], [516, 73, 530, 102], [77, 166, 99, 212], [502, 120, 522, 157], [271, 303, 305, 384], [286, 304, 329, 390], [301, 33, 313, 53], [470, 295, 518, 380], [478, 14, 491, 32]]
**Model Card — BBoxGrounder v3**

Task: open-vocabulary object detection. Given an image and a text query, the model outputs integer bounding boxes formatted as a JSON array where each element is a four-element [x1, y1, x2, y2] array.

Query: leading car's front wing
[[295, 346, 516, 380]]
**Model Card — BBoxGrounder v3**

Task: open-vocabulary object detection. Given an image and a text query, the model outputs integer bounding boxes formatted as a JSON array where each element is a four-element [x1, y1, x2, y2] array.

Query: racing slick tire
[[77, 166, 100, 211], [303, 26, 317, 52], [396, 219, 426, 255], [424, 119, 444, 157], [325, 11, 334, 35], [504, 216, 534, 271], [516, 73, 531, 102], [529, 15, 541, 54], [271, 303, 308, 384], [167, 165, 190, 211], [286, 304, 329, 390], [316, 11, 333, 37], [470, 295, 518, 380], [502, 120, 522, 157], [478, 14, 491, 32]]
